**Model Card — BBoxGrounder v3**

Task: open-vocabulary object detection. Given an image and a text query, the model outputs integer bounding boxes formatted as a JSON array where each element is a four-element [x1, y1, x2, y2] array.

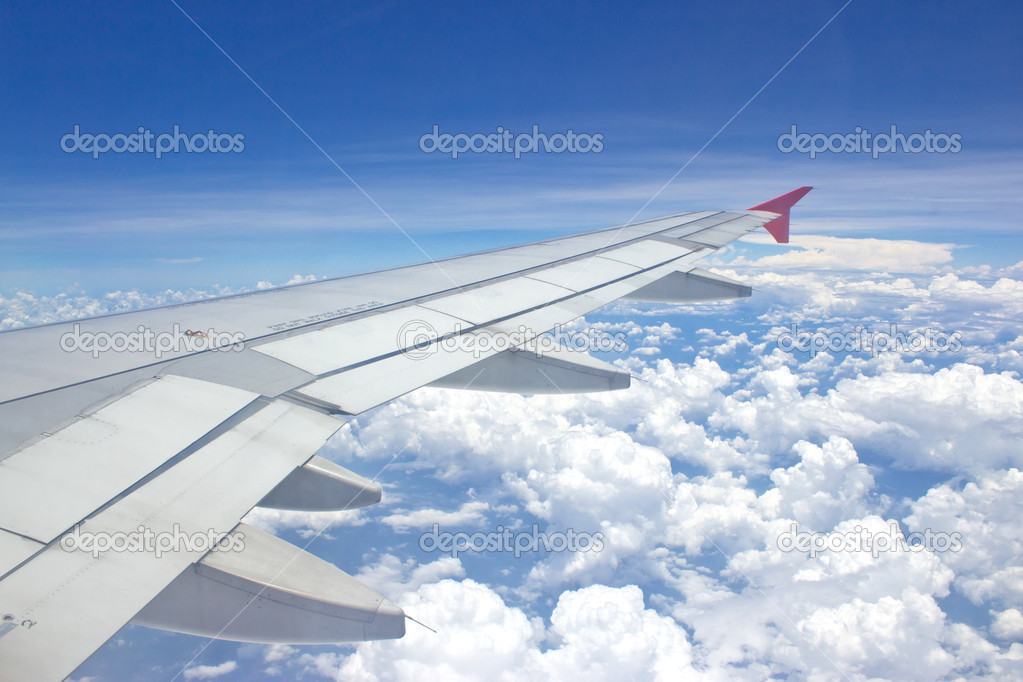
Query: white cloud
[[336, 579, 539, 682], [0, 273, 321, 330], [381, 501, 491, 531], [906, 468, 1023, 606], [723, 233, 958, 273], [674, 514, 957, 679], [325, 580, 698, 682], [353, 553, 467, 603], [700, 331, 751, 357], [284, 274, 319, 285], [183, 660, 238, 680], [262, 644, 298, 663], [0, 284, 241, 330], [242, 507, 368, 537], [759, 437, 875, 530], [796, 590, 952, 679], [991, 608, 1023, 641], [294, 344, 1019, 680], [711, 361, 1023, 474]]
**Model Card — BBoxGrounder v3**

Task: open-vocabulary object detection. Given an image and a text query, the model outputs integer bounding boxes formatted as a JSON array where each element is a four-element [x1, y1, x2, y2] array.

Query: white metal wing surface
[[0, 187, 811, 680]]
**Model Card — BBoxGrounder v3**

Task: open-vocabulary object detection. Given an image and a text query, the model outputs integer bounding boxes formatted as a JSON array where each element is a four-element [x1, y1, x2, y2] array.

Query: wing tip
[[748, 186, 813, 244]]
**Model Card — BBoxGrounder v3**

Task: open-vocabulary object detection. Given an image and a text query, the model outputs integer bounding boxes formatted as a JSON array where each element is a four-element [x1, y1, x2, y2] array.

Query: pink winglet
[[748, 186, 813, 244]]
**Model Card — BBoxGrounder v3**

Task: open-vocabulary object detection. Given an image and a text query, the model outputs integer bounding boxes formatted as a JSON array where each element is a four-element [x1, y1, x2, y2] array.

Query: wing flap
[[623, 268, 752, 303], [0, 375, 258, 543], [258, 455, 382, 511], [429, 344, 630, 394], [132, 523, 404, 643]]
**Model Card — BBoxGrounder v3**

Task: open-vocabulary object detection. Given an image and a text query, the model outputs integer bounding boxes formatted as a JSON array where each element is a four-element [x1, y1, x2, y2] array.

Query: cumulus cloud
[[711, 360, 1023, 474], [723, 233, 958, 273], [0, 284, 240, 330], [292, 363, 989, 677], [381, 500, 492, 531], [287, 343, 1018, 679], [182, 660, 238, 680], [0, 275, 322, 330], [759, 437, 875, 530], [353, 553, 467, 598], [240, 317, 1019, 679], [795, 590, 952, 679], [322, 581, 698, 682], [243, 507, 368, 538], [906, 469, 1023, 606], [991, 609, 1023, 641]]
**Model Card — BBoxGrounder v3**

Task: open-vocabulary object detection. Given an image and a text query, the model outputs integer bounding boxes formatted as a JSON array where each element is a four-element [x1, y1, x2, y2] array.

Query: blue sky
[[3, 2, 1023, 681], [2, 1, 1021, 295]]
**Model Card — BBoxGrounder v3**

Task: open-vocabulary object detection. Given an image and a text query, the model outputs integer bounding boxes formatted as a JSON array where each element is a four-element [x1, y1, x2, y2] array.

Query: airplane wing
[[0, 187, 811, 681]]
